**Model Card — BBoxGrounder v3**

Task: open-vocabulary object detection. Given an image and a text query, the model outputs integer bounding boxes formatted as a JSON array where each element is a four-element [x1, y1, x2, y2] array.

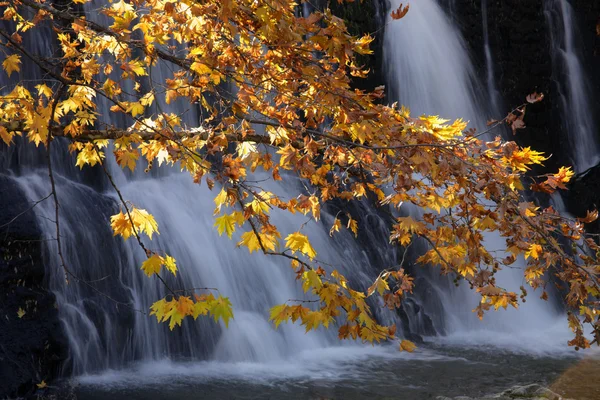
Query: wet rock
[[0, 175, 67, 399], [437, 383, 572, 400]]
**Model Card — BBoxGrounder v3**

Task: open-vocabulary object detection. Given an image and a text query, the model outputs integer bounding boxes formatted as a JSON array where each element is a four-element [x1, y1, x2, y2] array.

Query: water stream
[[2, 0, 596, 396], [545, 0, 599, 173]]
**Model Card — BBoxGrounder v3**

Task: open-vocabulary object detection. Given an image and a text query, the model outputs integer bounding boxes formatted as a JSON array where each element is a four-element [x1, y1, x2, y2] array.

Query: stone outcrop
[[437, 383, 571, 400], [0, 175, 66, 399]]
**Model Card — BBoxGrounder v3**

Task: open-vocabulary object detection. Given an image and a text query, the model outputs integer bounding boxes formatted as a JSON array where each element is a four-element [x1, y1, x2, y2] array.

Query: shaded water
[[75, 344, 580, 400], [545, 0, 599, 172], [2, 0, 597, 394]]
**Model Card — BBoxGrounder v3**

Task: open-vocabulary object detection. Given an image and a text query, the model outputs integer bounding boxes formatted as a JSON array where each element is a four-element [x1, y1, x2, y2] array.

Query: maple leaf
[[141, 254, 163, 277], [150, 298, 169, 323], [209, 296, 234, 327], [0, 126, 14, 146], [238, 231, 261, 253], [2, 54, 21, 76], [214, 214, 237, 238], [269, 304, 290, 328], [111, 207, 158, 240], [367, 275, 389, 296], [17, 307, 26, 318], [347, 217, 359, 238], [525, 244, 542, 260], [302, 269, 322, 293], [165, 296, 195, 330], [36, 381, 48, 389], [115, 149, 140, 172], [302, 311, 325, 332], [131, 208, 159, 239], [286, 232, 317, 259], [391, 3, 410, 20], [163, 255, 177, 275], [329, 218, 342, 237], [399, 339, 416, 352], [578, 210, 599, 224]]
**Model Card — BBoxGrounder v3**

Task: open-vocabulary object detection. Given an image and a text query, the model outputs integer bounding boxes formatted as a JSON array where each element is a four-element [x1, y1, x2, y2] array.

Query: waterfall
[[3, 1, 411, 374], [481, 0, 501, 113], [384, 0, 571, 351], [2, 0, 588, 382], [384, 0, 487, 127], [545, 0, 599, 173]]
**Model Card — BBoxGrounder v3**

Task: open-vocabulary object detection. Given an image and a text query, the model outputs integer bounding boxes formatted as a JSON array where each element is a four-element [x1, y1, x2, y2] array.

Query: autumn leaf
[[399, 339, 416, 352], [391, 4, 409, 20], [163, 255, 177, 275], [209, 296, 234, 327], [285, 232, 317, 259], [525, 244, 542, 260], [2, 54, 21, 76], [141, 254, 163, 277], [214, 214, 237, 238], [526, 92, 544, 104]]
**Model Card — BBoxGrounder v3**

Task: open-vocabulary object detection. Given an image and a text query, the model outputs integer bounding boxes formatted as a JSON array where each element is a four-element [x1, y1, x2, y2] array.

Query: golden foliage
[[1, 0, 599, 350]]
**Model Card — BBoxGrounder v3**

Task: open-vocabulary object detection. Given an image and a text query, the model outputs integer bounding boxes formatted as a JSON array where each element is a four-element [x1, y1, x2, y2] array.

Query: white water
[[481, 0, 501, 112], [545, 0, 599, 173], [384, 0, 487, 126], [384, 0, 573, 349], [2, 0, 591, 387]]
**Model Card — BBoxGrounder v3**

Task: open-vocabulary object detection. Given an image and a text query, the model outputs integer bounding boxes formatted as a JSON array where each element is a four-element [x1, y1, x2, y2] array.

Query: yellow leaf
[[126, 101, 145, 117], [302, 269, 322, 293], [285, 232, 317, 259], [525, 243, 542, 260], [110, 207, 159, 240], [209, 296, 234, 327], [141, 254, 163, 277], [238, 229, 278, 253], [150, 298, 169, 322], [2, 54, 21, 76], [399, 339, 416, 352], [329, 218, 342, 237], [35, 84, 53, 98], [36, 380, 47, 389], [269, 304, 290, 328], [0, 126, 14, 146], [347, 217, 358, 238], [165, 296, 194, 330], [76, 144, 104, 168], [17, 307, 26, 318], [115, 149, 139, 171], [164, 255, 177, 275], [214, 214, 237, 238], [367, 275, 389, 296], [214, 188, 228, 212], [132, 208, 159, 239], [192, 298, 211, 319]]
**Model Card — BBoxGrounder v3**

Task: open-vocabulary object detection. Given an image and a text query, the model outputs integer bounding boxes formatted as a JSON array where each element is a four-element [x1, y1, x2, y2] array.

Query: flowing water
[[2, 0, 596, 397], [545, 0, 599, 173], [481, 0, 501, 113]]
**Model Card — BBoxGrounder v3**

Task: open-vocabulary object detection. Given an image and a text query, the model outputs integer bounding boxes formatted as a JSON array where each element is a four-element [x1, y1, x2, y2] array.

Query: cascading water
[[384, 0, 571, 349], [2, 0, 592, 395], [2, 1, 409, 376], [384, 0, 487, 126], [481, 0, 501, 113], [545, 0, 599, 173]]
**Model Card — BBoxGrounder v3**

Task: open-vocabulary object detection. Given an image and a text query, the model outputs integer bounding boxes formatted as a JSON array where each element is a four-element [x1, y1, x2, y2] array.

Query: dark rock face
[[0, 175, 66, 399], [453, 0, 600, 174], [451, 0, 600, 223], [437, 383, 568, 400], [329, 0, 389, 92]]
